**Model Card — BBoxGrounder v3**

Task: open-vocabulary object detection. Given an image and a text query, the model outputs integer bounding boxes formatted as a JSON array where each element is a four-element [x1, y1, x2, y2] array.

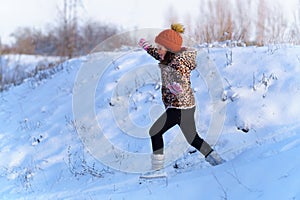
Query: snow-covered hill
[[0, 54, 61, 90], [1, 45, 300, 199]]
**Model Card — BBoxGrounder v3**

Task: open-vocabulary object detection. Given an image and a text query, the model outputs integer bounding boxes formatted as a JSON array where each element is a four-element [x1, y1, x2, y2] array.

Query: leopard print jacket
[[147, 46, 197, 108]]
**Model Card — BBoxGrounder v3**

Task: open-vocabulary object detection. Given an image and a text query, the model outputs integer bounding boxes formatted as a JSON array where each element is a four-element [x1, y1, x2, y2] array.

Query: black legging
[[149, 107, 213, 157]]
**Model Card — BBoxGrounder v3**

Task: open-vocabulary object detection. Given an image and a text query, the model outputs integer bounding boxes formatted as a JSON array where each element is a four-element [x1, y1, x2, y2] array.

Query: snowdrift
[[0, 45, 300, 199]]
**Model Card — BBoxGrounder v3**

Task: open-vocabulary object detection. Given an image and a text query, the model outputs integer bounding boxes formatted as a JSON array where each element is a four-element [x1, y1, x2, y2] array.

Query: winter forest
[[1, 0, 300, 199]]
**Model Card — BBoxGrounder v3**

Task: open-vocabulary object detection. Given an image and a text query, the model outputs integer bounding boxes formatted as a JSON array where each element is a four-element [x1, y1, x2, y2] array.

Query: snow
[[0, 54, 61, 88], [1, 45, 300, 199]]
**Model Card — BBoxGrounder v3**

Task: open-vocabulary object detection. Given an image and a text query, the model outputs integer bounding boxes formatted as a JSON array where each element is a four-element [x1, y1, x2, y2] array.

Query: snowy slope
[[0, 54, 61, 89], [0, 45, 300, 199]]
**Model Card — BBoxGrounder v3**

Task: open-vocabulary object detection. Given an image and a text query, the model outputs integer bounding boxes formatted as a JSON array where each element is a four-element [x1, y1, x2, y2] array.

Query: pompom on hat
[[155, 23, 185, 53]]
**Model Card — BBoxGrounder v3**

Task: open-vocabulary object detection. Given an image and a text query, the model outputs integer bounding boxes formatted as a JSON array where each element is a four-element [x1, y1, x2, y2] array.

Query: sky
[[0, 0, 200, 44], [0, 0, 299, 44]]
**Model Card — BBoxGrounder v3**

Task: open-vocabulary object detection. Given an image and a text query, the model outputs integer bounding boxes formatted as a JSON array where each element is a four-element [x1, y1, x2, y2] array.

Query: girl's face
[[157, 44, 167, 60]]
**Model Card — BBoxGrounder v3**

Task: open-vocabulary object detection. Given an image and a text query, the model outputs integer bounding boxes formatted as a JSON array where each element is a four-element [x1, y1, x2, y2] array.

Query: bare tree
[[256, 0, 268, 46], [10, 27, 36, 54], [164, 0, 299, 46], [77, 20, 119, 54], [289, 0, 300, 44], [234, 0, 252, 43], [56, 0, 79, 58], [265, 2, 288, 43]]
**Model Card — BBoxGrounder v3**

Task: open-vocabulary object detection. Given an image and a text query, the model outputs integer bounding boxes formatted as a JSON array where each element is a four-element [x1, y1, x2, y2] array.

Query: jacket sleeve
[[146, 46, 161, 61], [188, 51, 197, 70], [185, 51, 197, 70]]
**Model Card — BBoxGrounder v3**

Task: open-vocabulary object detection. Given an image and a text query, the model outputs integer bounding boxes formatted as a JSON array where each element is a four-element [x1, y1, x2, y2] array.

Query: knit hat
[[155, 23, 185, 53]]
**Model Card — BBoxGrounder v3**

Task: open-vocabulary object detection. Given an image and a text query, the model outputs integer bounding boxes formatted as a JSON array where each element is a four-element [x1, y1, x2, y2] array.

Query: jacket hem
[[165, 105, 196, 110]]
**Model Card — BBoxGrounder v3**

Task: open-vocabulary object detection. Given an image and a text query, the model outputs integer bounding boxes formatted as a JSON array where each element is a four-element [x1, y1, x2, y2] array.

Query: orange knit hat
[[155, 23, 185, 53]]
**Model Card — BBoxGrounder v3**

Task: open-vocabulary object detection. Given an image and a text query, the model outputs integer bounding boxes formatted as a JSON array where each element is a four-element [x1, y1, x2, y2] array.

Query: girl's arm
[[146, 46, 161, 61], [139, 38, 161, 61]]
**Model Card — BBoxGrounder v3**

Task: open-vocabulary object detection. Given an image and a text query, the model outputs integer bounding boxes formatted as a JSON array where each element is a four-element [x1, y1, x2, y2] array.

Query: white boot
[[151, 154, 164, 170], [140, 154, 166, 179], [205, 151, 225, 166]]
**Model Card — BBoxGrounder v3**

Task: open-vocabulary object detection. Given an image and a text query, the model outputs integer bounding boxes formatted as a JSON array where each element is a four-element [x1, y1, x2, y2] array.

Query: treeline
[[0, 0, 120, 58], [0, 0, 121, 91], [0, 21, 119, 58], [1, 0, 300, 58], [166, 0, 300, 46]]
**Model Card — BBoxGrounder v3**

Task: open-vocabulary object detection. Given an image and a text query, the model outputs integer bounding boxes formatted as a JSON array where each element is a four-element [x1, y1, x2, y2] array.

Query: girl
[[139, 24, 225, 171]]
